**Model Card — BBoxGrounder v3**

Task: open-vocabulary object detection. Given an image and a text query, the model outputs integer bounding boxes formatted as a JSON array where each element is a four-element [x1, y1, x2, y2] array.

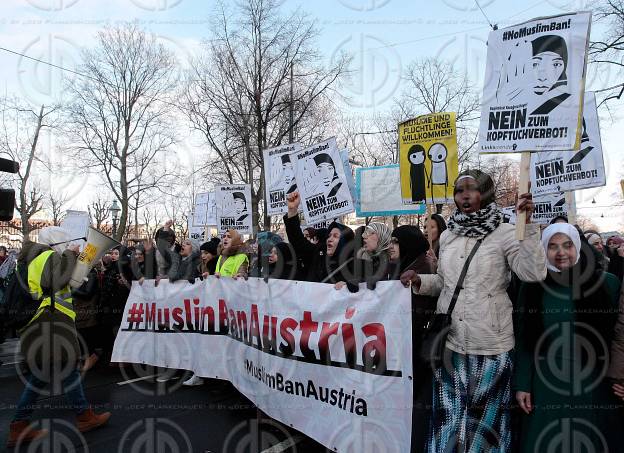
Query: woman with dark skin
[[400, 170, 545, 453]]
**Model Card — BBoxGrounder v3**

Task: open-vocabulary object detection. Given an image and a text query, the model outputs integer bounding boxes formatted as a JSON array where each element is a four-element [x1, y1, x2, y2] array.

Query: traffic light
[[0, 157, 19, 221]]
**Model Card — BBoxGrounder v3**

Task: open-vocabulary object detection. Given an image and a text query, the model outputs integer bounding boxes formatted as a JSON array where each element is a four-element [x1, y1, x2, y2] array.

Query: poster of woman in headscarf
[[530, 92, 606, 196], [215, 184, 253, 235], [292, 137, 355, 225], [479, 12, 591, 153], [262, 143, 301, 216]]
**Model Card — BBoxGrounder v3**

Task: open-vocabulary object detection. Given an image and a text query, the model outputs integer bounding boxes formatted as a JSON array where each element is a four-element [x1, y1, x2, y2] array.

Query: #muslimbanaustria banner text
[[111, 278, 414, 452]]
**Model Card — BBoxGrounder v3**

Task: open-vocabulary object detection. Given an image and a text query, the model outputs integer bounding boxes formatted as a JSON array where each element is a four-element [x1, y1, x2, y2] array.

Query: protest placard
[[398, 112, 458, 205], [530, 92, 606, 196], [479, 12, 591, 153], [215, 184, 253, 235], [192, 192, 217, 227], [356, 165, 426, 217], [292, 137, 355, 224], [505, 192, 569, 225], [263, 143, 302, 216], [61, 210, 90, 250]]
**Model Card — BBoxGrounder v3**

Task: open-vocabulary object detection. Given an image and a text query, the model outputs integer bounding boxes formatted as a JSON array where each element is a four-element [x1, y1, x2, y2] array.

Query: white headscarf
[[541, 223, 581, 273], [38, 226, 72, 255]]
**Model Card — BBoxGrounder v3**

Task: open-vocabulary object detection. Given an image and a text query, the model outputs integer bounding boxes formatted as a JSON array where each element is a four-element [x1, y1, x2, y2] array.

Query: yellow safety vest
[[27, 250, 75, 325], [215, 253, 248, 277]]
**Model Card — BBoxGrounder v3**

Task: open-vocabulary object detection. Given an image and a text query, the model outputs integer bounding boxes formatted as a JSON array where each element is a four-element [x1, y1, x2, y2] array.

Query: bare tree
[[395, 58, 481, 168], [0, 100, 59, 238], [65, 24, 178, 240], [180, 0, 350, 231], [480, 156, 519, 207], [46, 190, 70, 226], [88, 195, 111, 230], [590, 1, 624, 106]]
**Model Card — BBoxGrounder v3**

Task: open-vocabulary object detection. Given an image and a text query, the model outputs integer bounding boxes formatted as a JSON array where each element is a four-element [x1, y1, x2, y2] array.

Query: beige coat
[[415, 223, 547, 355]]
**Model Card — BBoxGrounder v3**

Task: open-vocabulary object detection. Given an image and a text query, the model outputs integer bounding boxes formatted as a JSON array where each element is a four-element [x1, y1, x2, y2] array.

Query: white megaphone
[[69, 227, 120, 288]]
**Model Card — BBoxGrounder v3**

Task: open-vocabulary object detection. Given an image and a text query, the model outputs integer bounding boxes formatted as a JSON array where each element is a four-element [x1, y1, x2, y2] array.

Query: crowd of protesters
[[0, 168, 623, 450]]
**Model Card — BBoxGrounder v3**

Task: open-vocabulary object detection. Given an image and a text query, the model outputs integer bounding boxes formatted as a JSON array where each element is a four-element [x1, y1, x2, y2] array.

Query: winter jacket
[[284, 214, 356, 289], [18, 241, 80, 374], [168, 251, 201, 283], [414, 223, 547, 355]]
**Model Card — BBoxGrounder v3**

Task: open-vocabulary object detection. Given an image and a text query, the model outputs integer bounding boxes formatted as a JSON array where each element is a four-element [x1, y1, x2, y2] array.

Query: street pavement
[[0, 338, 325, 452]]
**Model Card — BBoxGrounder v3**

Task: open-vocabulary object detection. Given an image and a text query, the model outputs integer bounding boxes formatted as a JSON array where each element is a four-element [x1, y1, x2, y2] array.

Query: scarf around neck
[[447, 202, 502, 238]]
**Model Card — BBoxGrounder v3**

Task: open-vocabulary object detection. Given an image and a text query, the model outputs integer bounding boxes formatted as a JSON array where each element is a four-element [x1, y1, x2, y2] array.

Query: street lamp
[[109, 200, 121, 237]]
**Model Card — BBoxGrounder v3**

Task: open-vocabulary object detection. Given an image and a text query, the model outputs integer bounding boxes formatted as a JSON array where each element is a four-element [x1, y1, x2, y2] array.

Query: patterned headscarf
[[358, 222, 392, 259]]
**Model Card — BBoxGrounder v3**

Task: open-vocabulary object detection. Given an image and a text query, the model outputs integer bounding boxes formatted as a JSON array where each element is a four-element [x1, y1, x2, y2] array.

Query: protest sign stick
[[620, 179, 624, 197], [565, 192, 577, 224], [515, 152, 531, 241]]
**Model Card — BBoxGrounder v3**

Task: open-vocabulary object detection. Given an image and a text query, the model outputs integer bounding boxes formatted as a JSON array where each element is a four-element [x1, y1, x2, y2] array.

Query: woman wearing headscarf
[[335, 222, 392, 291], [266, 242, 299, 281], [400, 169, 547, 453], [606, 236, 624, 282], [168, 238, 201, 283], [198, 238, 220, 278], [215, 230, 249, 279], [284, 193, 355, 288], [387, 225, 437, 451], [586, 232, 609, 269], [514, 224, 621, 452]]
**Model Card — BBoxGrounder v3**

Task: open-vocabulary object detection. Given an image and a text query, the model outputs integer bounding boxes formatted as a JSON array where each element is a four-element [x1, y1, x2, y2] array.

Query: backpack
[[1, 263, 42, 331]]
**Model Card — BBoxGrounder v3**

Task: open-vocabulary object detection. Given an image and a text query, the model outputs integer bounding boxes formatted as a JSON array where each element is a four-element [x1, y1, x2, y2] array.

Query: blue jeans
[[14, 368, 89, 421]]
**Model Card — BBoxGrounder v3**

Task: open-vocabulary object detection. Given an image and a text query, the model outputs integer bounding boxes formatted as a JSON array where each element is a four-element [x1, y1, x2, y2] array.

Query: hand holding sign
[[497, 39, 533, 103]]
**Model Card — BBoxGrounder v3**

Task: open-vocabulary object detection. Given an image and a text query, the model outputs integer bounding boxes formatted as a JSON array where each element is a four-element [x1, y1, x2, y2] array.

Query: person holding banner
[[168, 239, 201, 283], [514, 223, 620, 452], [198, 239, 220, 277], [336, 222, 393, 291], [214, 230, 249, 279], [400, 169, 546, 453], [284, 193, 355, 288]]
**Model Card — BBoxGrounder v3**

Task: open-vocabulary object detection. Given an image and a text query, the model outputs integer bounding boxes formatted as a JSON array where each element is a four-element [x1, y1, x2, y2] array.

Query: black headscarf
[[392, 225, 430, 273], [531, 35, 568, 89]]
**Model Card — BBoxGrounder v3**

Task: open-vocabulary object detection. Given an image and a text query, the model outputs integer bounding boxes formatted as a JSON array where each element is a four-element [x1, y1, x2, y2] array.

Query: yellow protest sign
[[399, 112, 458, 205]]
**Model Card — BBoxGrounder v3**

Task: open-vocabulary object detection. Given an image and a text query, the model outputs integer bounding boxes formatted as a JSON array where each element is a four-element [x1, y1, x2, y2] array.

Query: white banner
[[192, 192, 217, 227], [215, 184, 253, 235], [479, 12, 591, 153], [112, 278, 413, 452], [292, 137, 355, 224], [530, 92, 606, 196], [263, 143, 302, 216]]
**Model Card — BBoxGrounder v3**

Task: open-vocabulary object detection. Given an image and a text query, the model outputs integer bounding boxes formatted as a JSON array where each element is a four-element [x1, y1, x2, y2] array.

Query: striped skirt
[[427, 350, 513, 453]]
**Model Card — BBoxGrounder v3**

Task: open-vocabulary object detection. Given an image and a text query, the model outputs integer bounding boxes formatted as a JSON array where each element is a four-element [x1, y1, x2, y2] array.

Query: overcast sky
[[0, 0, 621, 230]]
